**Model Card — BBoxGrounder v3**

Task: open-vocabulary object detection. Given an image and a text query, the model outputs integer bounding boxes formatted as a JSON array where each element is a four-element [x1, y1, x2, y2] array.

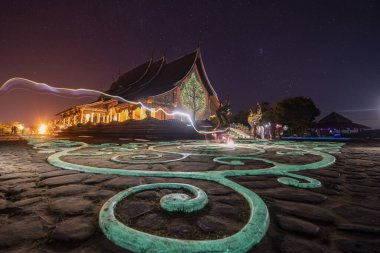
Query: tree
[[180, 72, 206, 121], [272, 96, 320, 135], [232, 109, 250, 126]]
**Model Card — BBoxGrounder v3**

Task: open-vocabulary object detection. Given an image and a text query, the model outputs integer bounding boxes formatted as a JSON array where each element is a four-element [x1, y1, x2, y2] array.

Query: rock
[[310, 187, 341, 196], [207, 187, 234, 196], [335, 238, 380, 253], [52, 216, 96, 241], [356, 196, 380, 211], [280, 235, 326, 253], [10, 197, 42, 208], [274, 200, 335, 223], [240, 180, 280, 189], [39, 170, 78, 180], [0, 216, 48, 247], [347, 185, 380, 194], [168, 219, 194, 237], [102, 177, 141, 190], [49, 197, 94, 215], [0, 199, 8, 210], [0, 172, 36, 180], [0, 244, 40, 253], [276, 215, 320, 236], [309, 170, 340, 178], [213, 196, 243, 206], [151, 164, 169, 171], [337, 223, 380, 233], [83, 175, 114, 184], [334, 204, 380, 226], [11, 182, 36, 192], [40, 174, 89, 186], [263, 188, 327, 204], [134, 190, 161, 200], [210, 203, 245, 221], [196, 215, 227, 233], [1, 178, 35, 185], [85, 190, 116, 200], [170, 162, 214, 172], [135, 213, 167, 231], [47, 184, 94, 197], [125, 164, 150, 170], [118, 201, 154, 218], [18, 188, 46, 198]]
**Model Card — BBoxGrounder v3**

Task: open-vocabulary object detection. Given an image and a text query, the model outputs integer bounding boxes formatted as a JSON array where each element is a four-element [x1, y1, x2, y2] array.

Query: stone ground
[[0, 136, 379, 253]]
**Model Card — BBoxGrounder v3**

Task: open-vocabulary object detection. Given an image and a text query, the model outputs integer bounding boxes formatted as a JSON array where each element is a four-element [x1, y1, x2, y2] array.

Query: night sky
[[1, 0, 379, 128]]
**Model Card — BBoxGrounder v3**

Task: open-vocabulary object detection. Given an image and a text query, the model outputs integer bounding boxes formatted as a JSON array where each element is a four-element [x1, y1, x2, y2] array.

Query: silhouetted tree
[[272, 96, 320, 135], [232, 109, 250, 126]]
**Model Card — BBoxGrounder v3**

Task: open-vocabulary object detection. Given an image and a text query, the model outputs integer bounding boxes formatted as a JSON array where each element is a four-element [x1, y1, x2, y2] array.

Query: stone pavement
[[0, 137, 379, 253]]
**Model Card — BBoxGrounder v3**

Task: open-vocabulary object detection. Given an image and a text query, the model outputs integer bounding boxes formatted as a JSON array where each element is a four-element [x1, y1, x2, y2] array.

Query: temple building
[[56, 48, 220, 128], [315, 112, 371, 134]]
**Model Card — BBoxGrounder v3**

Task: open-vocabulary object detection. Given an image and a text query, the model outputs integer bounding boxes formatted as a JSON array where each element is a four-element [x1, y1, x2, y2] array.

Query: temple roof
[[316, 112, 370, 129], [103, 48, 218, 101]]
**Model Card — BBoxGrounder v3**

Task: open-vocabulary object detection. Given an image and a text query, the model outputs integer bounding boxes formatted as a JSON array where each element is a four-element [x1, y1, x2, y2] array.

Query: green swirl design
[[99, 182, 268, 253], [25, 137, 343, 253]]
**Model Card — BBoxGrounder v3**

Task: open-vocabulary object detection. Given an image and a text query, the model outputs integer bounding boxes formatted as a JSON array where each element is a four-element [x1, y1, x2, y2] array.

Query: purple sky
[[0, 0, 379, 128]]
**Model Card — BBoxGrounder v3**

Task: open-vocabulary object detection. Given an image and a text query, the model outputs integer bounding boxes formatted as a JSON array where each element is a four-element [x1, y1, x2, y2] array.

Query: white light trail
[[0, 77, 228, 135]]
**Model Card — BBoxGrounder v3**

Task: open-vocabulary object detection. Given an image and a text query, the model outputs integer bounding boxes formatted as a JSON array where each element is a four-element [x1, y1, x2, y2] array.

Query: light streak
[[0, 77, 228, 135]]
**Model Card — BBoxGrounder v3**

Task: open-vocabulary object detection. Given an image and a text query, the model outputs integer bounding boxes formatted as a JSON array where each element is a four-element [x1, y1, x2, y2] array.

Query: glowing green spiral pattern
[[25, 137, 344, 253]]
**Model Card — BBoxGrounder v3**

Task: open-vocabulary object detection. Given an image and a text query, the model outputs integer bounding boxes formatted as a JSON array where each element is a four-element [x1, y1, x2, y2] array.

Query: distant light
[[38, 124, 47, 134], [226, 139, 235, 147], [18, 124, 24, 131], [85, 114, 91, 122]]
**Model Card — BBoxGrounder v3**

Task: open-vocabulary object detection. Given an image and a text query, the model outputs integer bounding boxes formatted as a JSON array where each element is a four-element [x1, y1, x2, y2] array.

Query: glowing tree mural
[[180, 72, 206, 121]]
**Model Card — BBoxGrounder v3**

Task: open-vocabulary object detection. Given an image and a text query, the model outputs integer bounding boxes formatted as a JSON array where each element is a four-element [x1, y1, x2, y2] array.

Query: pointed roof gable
[[104, 48, 219, 102], [317, 112, 370, 129]]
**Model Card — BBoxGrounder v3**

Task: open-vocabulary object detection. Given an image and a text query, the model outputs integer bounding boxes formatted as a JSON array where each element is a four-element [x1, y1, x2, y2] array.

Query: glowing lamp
[[18, 124, 24, 131], [85, 114, 91, 122], [226, 139, 235, 147], [38, 124, 47, 135]]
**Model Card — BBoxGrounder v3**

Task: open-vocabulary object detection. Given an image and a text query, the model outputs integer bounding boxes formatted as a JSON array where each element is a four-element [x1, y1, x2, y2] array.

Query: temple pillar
[[90, 112, 94, 123], [128, 108, 133, 119], [141, 108, 146, 119], [80, 110, 84, 124], [125, 109, 129, 120], [97, 113, 100, 123]]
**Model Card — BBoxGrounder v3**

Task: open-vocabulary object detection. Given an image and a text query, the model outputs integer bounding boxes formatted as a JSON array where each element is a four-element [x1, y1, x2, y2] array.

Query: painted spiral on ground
[[24, 137, 343, 253], [99, 182, 269, 253]]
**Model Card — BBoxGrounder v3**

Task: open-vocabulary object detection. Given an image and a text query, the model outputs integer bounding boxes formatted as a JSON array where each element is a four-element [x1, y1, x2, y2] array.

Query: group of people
[[10, 125, 18, 135], [250, 123, 273, 140]]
